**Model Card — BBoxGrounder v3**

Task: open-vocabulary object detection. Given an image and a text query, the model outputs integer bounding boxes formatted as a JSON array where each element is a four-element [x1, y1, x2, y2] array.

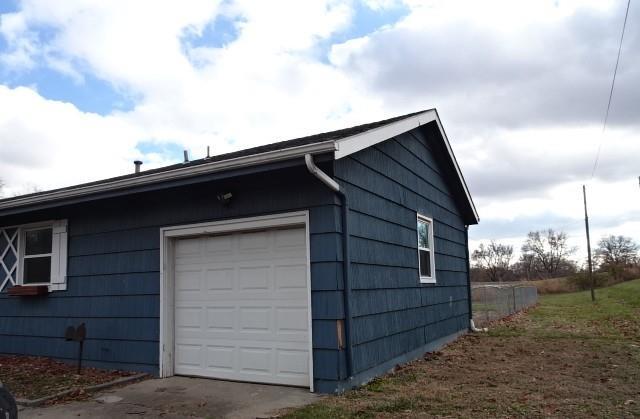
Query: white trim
[[0, 111, 478, 223], [432, 113, 480, 223], [417, 214, 436, 284], [159, 211, 314, 391], [18, 222, 54, 287], [334, 110, 437, 159], [0, 220, 69, 292], [0, 226, 19, 291], [0, 141, 337, 211], [334, 110, 479, 223], [303, 211, 315, 392]]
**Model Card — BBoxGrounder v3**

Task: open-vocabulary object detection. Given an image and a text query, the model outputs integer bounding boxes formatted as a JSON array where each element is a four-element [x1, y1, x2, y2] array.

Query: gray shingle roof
[[0, 110, 429, 204]]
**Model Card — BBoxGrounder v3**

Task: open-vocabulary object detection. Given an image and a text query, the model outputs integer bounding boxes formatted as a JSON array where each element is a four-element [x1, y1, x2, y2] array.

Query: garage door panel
[[275, 264, 307, 290], [204, 267, 234, 291], [205, 345, 235, 371], [239, 307, 272, 332], [238, 266, 271, 290], [175, 307, 202, 331], [238, 230, 270, 250], [274, 228, 306, 247], [239, 347, 272, 374], [204, 234, 234, 254], [277, 307, 309, 334], [175, 343, 202, 368], [277, 349, 309, 376], [175, 238, 202, 256], [174, 226, 310, 387], [175, 270, 201, 292], [206, 307, 235, 331]]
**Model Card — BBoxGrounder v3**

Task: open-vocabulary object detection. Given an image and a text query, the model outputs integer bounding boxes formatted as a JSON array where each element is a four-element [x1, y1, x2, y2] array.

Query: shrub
[[567, 272, 610, 290]]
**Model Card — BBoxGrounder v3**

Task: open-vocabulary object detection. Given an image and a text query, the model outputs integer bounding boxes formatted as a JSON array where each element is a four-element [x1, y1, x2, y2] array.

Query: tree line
[[471, 229, 639, 283]]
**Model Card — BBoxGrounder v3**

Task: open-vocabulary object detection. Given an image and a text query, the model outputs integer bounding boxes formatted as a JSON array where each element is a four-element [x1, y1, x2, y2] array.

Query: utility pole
[[583, 185, 595, 302]]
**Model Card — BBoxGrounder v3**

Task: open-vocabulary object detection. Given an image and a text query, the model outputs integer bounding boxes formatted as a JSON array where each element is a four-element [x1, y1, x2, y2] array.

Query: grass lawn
[[285, 279, 640, 418]]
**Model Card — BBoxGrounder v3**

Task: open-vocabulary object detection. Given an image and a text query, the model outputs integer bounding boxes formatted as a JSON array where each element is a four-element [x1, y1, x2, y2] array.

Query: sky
[[0, 0, 638, 264]]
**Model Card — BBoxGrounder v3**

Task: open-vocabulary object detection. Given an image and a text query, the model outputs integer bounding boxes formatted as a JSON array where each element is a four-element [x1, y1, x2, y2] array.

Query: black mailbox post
[[65, 323, 86, 374]]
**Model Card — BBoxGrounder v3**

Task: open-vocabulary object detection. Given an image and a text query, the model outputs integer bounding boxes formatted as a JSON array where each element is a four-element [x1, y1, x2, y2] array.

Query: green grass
[[526, 279, 640, 340], [284, 279, 640, 418]]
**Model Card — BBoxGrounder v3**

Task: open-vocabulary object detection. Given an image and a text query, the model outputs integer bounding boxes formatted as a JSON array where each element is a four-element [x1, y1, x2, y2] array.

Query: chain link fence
[[471, 284, 538, 327]]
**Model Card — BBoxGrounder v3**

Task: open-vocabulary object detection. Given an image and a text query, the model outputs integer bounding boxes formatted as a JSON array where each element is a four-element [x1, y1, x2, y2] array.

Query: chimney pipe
[[134, 160, 143, 174], [183, 150, 189, 163]]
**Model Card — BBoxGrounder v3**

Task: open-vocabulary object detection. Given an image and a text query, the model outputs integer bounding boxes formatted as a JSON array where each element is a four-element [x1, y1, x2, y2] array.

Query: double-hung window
[[22, 227, 54, 285], [0, 220, 68, 292], [417, 214, 436, 283]]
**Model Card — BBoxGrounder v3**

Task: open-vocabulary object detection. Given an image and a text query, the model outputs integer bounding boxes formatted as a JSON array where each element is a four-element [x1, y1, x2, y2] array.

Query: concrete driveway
[[19, 376, 321, 419]]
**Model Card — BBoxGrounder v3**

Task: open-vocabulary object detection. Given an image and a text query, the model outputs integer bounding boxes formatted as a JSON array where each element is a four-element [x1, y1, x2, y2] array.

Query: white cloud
[[0, 0, 638, 254], [0, 85, 147, 196]]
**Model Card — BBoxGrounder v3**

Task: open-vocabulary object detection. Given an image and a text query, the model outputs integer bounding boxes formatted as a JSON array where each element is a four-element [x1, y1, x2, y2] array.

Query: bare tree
[[472, 241, 514, 282], [513, 253, 539, 281], [595, 235, 638, 279], [521, 229, 576, 278]]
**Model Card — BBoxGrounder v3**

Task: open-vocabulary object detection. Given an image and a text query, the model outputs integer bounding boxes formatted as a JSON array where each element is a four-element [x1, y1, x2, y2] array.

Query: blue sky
[[0, 1, 408, 118], [0, 0, 638, 256]]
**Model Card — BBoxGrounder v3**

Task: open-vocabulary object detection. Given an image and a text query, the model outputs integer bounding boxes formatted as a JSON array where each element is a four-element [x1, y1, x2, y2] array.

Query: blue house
[[0, 109, 479, 393]]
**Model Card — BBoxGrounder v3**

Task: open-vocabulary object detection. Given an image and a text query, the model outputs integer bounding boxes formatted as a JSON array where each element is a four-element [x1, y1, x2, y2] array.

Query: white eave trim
[[334, 110, 438, 159], [0, 140, 337, 211], [334, 110, 479, 223], [0, 110, 478, 223]]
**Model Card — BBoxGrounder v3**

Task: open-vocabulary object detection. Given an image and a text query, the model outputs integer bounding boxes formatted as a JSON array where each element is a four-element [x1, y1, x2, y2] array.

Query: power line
[[591, 0, 632, 179]]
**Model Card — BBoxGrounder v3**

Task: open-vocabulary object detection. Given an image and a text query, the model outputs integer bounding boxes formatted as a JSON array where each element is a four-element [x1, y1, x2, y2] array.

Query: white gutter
[[0, 141, 337, 211], [470, 319, 488, 333], [304, 153, 355, 379], [304, 154, 340, 192]]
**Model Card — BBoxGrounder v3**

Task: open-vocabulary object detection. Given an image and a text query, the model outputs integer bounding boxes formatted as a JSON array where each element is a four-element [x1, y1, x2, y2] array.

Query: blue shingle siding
[[333, 127, 470, 381], [0, 126, 472, 393], [0, 165, 346, 381]]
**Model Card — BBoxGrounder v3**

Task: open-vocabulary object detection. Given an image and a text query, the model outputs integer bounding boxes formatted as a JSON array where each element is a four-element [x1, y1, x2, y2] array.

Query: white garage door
[[173, 226, 310, 387]]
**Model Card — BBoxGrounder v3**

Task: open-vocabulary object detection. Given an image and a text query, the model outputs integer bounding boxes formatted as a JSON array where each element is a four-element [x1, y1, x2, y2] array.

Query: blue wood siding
[[0, 128, 472, 393], [0, 164, 346, 382], [334, 127, 470, 378]]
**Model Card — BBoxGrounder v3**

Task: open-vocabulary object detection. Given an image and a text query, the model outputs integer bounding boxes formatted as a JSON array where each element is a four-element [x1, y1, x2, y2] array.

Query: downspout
[[305, 154, 354, 380], [465, 225, 487, 332]]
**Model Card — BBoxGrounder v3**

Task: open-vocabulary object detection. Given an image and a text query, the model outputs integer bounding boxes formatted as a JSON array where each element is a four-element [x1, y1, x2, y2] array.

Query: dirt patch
[[0, 355, 137, 402], [285, 281, 640, 418]]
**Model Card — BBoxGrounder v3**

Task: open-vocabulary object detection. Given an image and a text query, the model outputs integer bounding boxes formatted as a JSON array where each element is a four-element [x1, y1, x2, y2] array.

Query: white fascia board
[[334, 110, 438, 159], [0, 140, 337, 211], [432, 111, 480, 223], [334, 109, 479, 223]]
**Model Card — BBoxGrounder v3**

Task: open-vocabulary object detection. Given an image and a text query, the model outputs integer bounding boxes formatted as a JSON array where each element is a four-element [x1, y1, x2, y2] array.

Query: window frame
[[417, 214, 436, 284], [3, 219, 68, 292], [19, 224, 54, 286]]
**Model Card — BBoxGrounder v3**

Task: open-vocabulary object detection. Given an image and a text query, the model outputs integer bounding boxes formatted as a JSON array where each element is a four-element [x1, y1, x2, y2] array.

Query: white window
[[417, 214, 436, 283], [22, 226, 53, 285], [0, 220, 68, 292]]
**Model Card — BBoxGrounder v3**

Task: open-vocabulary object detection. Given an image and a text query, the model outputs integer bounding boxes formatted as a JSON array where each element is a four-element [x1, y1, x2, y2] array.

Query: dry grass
[[528, 277, 576, 294], [284, 279, 640, 418]]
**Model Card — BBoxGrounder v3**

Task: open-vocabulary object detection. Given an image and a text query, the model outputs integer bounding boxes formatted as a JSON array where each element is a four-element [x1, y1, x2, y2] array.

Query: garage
[[167, 216, 311, 387]]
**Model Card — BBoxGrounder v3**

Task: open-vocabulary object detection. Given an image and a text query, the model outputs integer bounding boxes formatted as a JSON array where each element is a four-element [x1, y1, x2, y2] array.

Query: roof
[[0, 109, 479, 223]]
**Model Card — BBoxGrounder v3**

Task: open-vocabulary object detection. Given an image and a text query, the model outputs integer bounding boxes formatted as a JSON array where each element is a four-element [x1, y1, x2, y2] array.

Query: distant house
[[0, 109, 479, 393]]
